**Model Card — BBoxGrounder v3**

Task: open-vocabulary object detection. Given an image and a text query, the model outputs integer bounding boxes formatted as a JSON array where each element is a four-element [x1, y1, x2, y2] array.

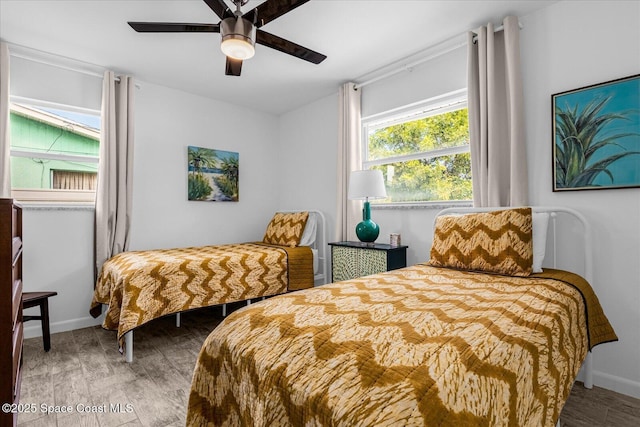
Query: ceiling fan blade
[[244, 0, 310, 28], [128, 22, 220, 33], [225, 57, 243, 76], [203, 0, 234, 20], [256, 30, 326, 64]]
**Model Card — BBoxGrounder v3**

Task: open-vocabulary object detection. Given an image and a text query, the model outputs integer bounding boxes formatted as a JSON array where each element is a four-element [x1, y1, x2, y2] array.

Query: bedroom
[[0, 0, 638, 426]]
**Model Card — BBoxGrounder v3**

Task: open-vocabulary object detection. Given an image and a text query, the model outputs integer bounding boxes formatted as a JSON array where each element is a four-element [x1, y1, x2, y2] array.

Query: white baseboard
[[23, 315, 104, 339], [592, 370, 640, 399], [577, 365, 640, 399]]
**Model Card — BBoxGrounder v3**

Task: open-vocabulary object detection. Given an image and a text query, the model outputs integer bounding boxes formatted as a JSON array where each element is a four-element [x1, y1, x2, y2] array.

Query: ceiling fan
[[128, 0, 327, 76]]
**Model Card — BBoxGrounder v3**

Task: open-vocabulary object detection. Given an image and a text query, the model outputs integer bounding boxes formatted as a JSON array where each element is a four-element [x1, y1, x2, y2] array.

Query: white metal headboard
[[280, 209, 328, 285]]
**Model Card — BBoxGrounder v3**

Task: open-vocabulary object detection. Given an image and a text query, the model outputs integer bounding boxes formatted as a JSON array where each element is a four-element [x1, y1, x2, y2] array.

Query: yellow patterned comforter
[[90, 243, 313, 343], [187, 264, 616, 427]]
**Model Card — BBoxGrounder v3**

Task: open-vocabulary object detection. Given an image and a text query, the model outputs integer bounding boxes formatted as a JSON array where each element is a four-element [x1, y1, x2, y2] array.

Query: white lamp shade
[[348, 170, 387, 200]]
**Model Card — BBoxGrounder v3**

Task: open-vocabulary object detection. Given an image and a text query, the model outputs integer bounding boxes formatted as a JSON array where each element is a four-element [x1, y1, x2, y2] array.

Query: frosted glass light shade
[[221, 39, 255, 60], [348, 170, 387, 200]]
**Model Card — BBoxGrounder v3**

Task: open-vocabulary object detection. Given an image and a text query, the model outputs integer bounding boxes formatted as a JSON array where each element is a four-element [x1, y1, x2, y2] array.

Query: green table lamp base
[[355, 201, 380, 243]]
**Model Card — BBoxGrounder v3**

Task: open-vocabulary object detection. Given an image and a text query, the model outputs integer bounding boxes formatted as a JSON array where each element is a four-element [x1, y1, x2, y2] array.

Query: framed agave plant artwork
[[187, 146, 239, 201], [552, 74, 640, 191]]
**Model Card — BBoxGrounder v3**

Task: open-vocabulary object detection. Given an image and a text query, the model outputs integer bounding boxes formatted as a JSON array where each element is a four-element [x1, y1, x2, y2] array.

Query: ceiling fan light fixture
[[220, 16, 256, 60]]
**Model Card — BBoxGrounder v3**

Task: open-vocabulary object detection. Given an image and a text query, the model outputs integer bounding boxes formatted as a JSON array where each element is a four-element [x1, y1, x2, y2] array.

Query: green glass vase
[[355, 201, 380, 243]]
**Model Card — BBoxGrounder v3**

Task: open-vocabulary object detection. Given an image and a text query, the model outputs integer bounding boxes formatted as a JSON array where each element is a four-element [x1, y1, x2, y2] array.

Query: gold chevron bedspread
[[187, 264, 616, 427], [90, 243, 313, 342]]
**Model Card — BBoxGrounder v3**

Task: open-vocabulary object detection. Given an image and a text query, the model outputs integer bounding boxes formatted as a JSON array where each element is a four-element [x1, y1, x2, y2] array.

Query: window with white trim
[[9, 100, 100, 202], [362, 92, 472, 204]]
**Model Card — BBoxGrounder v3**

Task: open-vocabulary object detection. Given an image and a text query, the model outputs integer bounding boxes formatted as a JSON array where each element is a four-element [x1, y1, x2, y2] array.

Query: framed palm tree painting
[[552, 74, 640, 191], [188, 146, 239, 201]]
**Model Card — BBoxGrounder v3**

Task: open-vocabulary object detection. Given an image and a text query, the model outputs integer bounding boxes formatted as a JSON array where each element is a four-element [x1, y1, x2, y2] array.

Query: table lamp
[[348, 170, 387, 243]]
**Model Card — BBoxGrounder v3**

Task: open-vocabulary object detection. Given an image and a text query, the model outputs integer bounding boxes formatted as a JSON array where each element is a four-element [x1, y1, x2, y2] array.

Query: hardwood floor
[[17, 305, 640, 426]]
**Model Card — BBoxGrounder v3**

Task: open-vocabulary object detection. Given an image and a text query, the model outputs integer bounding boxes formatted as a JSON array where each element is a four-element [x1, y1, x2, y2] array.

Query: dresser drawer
[[12, 279, 22, 329], [14, 364, 22, 404], [12, 321, 23, 390], [12, 237, 22, 265], [12, 260, 22, 287], [12, 205, 20, 237]]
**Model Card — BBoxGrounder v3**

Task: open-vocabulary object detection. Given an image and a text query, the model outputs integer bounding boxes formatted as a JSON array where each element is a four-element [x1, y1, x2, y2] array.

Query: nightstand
[[329, 241, 408, 282]]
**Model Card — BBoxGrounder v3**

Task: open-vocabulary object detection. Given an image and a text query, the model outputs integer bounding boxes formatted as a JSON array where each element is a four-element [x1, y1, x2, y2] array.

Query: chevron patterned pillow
[[429, 207, 533, 276], [263, 212, 310, 247]]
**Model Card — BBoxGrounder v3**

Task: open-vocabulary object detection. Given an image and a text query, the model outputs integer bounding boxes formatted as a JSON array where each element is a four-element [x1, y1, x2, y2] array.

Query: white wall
[[279, 0, 640, 398], [361, 43, 467, 118], [17, 68, 281, 337], [130, 82, 280, 250], [277, 93, 339, 243], [22, 207, 97, 334], [10, 54, 102, 111], [520, 0, 640, 397]]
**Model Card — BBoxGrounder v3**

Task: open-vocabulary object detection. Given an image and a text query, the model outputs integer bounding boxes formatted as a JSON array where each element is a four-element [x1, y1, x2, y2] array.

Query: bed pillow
[[263, 211, 309, 247], [532, 212, 550, 273], [429, 207, 534, 276], [299, 212, 317, 247]]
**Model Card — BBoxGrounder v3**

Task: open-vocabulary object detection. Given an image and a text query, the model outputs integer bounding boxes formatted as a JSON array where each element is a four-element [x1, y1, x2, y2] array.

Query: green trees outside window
[[365, 106, 472, 203]]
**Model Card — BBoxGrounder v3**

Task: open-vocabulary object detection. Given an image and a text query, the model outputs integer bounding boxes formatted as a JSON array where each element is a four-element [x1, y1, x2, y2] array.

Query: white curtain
[[95, 71, 135, 277], [467, 15, 528, 207], [0, 42, 10, 198], [336, 82, 362, 241], [52, 170, 97, 190]]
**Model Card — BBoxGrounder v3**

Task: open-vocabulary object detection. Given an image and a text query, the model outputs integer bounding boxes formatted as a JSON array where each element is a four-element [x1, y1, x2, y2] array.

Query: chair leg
[[41, 299, 51, 352]]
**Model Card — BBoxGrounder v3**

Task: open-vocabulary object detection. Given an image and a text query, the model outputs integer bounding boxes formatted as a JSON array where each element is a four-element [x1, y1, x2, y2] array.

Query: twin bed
[[90, 206, 616, 426], [90, 210, 328, 362], [184, 206, 616, 426]]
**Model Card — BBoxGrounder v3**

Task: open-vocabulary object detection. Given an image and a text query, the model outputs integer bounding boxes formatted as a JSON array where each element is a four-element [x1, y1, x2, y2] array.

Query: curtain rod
[[354, 42, 465, 90], [354, 21, 523, 90], [7, 43, 138, 86], [471, 21, 524, 42], [10, 50, 105, 79]]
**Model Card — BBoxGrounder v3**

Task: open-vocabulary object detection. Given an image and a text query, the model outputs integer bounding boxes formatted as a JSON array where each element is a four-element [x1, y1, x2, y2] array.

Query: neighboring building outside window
[[362, 91, 472, 205], [9, 102, 100, 202]]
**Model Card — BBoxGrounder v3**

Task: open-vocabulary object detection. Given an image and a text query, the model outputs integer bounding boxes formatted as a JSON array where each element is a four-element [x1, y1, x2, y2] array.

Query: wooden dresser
[[0, 199, 23, 427]]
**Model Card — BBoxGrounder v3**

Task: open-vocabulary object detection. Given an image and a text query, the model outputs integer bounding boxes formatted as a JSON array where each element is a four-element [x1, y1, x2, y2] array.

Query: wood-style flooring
[[17, 304, 640, 426]]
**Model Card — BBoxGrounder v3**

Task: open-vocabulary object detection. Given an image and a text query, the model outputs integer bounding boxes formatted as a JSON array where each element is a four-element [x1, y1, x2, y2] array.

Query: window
[[51, 170, 97, 190], [362, 92, 472, 204], [9, 101, 101, 202]]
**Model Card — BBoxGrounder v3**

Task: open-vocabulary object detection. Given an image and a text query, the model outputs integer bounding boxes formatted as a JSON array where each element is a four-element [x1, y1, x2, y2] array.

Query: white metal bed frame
[[435, 206, 594, 399], [123, 210, 328, 363]]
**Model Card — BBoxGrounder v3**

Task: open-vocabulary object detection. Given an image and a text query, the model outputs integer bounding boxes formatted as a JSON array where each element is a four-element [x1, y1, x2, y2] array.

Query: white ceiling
[[0, 0, 556, 115]]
